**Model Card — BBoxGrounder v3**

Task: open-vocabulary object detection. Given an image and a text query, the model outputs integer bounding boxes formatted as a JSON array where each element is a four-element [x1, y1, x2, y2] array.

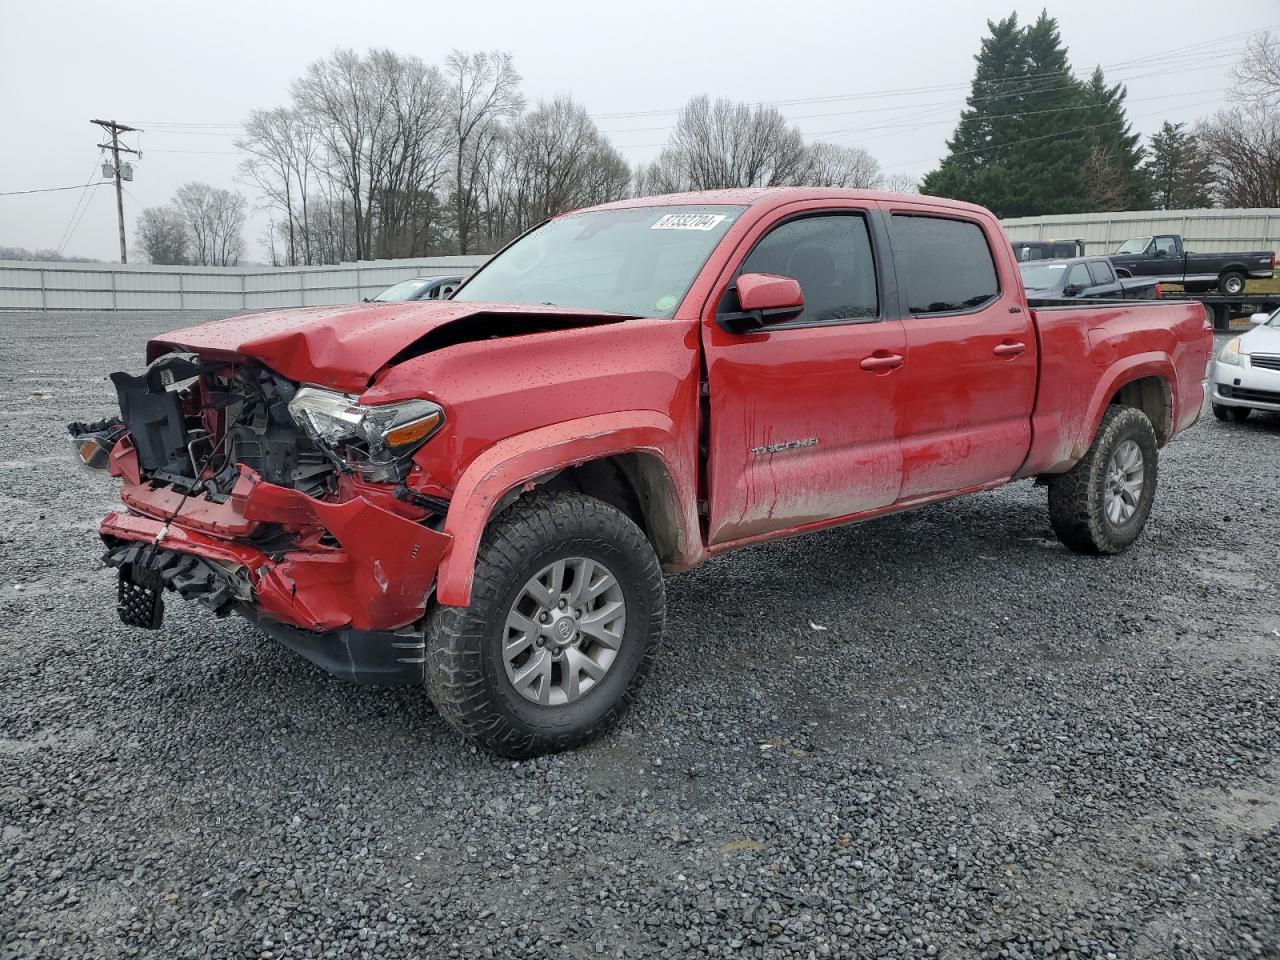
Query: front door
[[883, 206, 1037, 500], [702, 206, 906, 545]]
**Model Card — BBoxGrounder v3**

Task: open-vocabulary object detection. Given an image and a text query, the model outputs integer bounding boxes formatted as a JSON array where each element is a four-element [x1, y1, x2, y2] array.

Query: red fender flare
[[434, 411, 700, 607]]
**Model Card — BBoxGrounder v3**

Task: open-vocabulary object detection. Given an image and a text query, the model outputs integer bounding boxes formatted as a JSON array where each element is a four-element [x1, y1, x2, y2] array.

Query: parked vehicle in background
[[74, 188, 1212, 758], [1109, 234, 1275, 295], [1019, 256, 1160, 302], [367, 275, 464, 303], [1211, 307, 1280, 421], [1011, 238, 1086, 262]]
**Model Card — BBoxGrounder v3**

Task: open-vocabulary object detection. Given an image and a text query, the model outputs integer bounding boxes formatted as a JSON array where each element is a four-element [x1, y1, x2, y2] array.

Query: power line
[[591, 24, 1272, 120], [55, 156, 108, 255], [0, 182, 111, 197], [880, 94, 1227, 170], [58, 182, 104, 258], [599, 48, 1246, 138]]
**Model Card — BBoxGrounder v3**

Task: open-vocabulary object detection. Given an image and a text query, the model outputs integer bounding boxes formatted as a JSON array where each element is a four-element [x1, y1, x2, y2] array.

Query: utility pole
[[91, 119, 141, 263]]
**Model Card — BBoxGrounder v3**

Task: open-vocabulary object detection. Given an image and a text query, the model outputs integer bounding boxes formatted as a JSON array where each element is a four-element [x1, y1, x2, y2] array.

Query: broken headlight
[[287, 387, 444, 481]]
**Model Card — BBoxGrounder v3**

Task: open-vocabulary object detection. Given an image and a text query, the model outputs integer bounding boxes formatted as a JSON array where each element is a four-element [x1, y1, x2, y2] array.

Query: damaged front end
[[78, 351, 452, 686]]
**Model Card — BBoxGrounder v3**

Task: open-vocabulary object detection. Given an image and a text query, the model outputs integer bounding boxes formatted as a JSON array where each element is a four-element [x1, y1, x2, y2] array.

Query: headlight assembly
[[1218, 337, 1243, 366], [288, 387, 443, 481]]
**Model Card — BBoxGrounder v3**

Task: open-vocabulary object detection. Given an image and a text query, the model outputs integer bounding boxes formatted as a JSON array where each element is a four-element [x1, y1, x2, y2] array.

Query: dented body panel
[[90, 188, 1211, 683]]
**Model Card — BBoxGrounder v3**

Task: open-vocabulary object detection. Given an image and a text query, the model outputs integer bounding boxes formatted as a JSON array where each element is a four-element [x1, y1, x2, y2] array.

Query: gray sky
[[2, 0, 1275, 262]]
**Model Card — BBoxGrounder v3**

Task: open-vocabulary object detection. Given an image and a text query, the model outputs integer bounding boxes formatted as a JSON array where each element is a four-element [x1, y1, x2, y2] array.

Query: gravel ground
[[1, 310, 1277, 960]]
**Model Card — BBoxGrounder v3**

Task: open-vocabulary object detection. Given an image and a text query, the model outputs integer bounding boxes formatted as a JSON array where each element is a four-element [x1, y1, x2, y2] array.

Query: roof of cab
[[574, 187, 993, 219]]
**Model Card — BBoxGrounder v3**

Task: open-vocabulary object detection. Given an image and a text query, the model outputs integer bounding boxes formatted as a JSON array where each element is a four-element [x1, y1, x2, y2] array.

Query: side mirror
[[1250, 312, 1270, 325], [1153, 249, 1167, 258], [1062, 284, 1081, 298], [719, 273, 804, 333]]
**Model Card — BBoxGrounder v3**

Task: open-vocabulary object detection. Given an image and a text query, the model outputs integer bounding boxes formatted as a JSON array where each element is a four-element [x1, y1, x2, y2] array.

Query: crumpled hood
[[149, 300, 626, 393]]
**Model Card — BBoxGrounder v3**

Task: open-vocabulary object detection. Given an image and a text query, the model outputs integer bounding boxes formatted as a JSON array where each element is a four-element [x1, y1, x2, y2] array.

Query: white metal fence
[[1000, 207, 1280, 255], [7, 207, 1280, 311], [0, 256, 488, 311]]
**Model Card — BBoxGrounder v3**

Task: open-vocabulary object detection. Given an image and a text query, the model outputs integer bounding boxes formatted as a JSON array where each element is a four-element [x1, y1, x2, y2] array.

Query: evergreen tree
[[921, 14, 1027, 213], [1145, 121, 1215, 209], [999, 12, 1090, 216], [1082, 67, 1149, 208], [924, 12, 1147, 216]]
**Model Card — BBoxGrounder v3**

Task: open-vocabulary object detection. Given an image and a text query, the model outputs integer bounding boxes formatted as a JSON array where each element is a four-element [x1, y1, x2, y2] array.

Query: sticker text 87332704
[[650, 213, 728, 231]]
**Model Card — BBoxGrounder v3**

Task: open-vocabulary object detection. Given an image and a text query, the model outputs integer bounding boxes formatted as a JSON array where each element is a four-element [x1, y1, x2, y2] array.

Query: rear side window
[[1087, 260, 1114, 285], [1065, 264, 1092, 290], [738, 214, 878, 323], [891, 215, 999, 314]]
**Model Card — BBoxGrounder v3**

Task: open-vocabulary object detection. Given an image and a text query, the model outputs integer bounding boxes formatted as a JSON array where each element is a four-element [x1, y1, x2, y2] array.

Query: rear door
[[1085, 259, 1121, 298], [1064, 262, 1093, 298], [701, 203, 906, 544], [883, 204, 1037, 500]]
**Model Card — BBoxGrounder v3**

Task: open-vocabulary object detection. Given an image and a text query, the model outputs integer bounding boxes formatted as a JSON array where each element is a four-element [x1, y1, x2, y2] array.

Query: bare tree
[[1231, 30, 1280, 107], [802, 143, 883, 188], [498, 97, 629, 238], [1198, 37, 1280, 208], [1083, 144, 1130, 211], [445, 50, 524, 254], [636, 97, 889, 196], [134, 207, 189, 265], [880, 172, 921, 194], [174, 182, 247, 266], [238, 107, 319, 265], [290, 49, 387, 261], [644, 96, 812, 191]]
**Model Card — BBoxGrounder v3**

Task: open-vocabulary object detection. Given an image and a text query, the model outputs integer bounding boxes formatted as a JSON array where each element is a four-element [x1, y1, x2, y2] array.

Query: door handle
[[993, 341, 1026, 358], [860, 353, 904, 372]]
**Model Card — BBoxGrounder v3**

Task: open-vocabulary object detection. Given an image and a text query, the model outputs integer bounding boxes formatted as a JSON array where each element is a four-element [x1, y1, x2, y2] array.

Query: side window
[[1154, 236, 1177, 256], [1065, 264, 1092, 290], [736, 214, 878, 324], [890, 214, 1000, 314], [1087, 260, 1114, 285]]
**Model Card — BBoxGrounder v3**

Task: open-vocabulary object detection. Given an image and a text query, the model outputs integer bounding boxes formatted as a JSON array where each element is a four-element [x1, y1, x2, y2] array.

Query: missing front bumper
[[106, 540, 427, 687]]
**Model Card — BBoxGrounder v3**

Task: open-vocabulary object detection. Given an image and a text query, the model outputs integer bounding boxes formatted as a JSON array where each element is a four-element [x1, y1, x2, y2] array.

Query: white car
[[1211, 307, 1280, 421]]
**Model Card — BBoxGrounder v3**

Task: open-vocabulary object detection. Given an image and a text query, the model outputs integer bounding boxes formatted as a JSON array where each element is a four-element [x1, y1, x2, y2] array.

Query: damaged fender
[[434, 411, 701, 607]]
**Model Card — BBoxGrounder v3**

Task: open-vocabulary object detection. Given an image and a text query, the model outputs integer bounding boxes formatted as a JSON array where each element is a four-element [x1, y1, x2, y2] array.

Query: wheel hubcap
[[1103, 439, 1144, 525], [503, 557, 626, 706]]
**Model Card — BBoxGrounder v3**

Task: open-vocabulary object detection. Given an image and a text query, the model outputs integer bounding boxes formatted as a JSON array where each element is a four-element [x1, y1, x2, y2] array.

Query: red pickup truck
[[77, 188, 1212, 757]]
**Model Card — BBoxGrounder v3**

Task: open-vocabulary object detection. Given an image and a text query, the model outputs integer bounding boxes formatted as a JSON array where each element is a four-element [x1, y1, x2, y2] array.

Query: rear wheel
[[425, 493, 664, 758], [1218, 271, 1246, 295], [1212, 402, 1251, 422], [1048, 406, 1159, 555]]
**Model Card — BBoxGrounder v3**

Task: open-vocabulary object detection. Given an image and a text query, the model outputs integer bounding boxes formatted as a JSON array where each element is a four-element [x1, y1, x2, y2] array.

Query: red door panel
[[700, 204, 905, 545], [896, 311, 1037, 499], [703, 319, 906, 543], [883, 204, 1037, 500]]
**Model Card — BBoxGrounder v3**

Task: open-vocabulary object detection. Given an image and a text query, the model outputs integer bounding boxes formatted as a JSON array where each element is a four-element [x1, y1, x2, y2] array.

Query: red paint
[[100, 188, 1210, 638]]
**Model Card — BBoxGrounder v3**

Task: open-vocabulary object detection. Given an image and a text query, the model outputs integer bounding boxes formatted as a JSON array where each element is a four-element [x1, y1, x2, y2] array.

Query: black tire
[[1212, 402, 1251, 422], [425, 492, 664, 758], [1047, 406, 1159, 555], [1218, 271, 1246, 296]]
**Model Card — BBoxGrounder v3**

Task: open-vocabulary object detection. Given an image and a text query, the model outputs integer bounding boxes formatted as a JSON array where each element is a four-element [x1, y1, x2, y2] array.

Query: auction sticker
[[651, 213, 728, 231]]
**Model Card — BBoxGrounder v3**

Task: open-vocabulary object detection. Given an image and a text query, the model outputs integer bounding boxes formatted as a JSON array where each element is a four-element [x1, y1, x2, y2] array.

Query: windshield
[[374, 278, 432, 302], [1115, 237, 1151, 255], [453, 205, 744, 316], [1018, 262, 1068, 289]]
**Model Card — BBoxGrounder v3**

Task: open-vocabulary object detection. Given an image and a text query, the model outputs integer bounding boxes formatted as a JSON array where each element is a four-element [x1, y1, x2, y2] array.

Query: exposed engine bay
[[103, 351, 335, 500]]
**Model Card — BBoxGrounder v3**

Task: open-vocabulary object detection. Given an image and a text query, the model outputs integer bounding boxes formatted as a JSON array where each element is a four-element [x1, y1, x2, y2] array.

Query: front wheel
[[1212, 402, 1251, 422], [425, 492, 664, 758], [1218, 271, 1246, 295], [1047, 406, 1159, 555]]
